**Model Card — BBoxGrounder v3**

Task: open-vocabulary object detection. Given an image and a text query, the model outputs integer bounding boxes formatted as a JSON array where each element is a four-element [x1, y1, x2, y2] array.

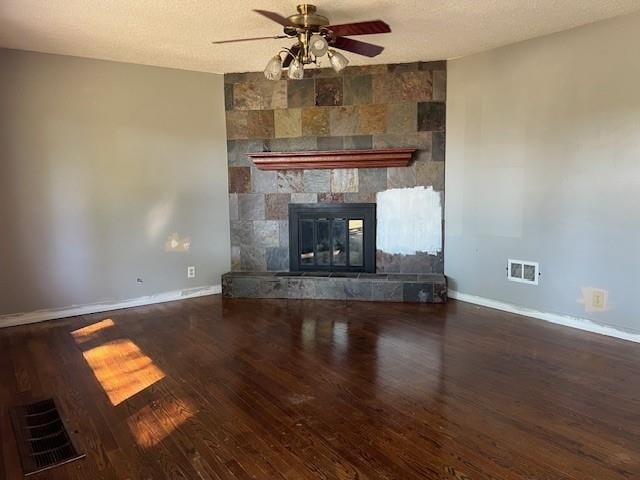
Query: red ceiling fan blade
[[253, 9, 294, 27], [327, 20, 391, 37], [212, 35, 289, 45], [282, 44, 301, 68], [331, 36, 384, 57]]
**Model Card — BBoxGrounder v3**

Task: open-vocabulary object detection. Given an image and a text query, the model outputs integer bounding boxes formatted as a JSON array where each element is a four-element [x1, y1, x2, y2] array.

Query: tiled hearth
[[222, 271, 447, 303]]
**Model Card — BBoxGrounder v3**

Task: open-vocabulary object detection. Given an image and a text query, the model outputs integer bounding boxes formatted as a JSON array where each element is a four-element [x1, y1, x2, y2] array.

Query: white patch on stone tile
[[376, 186, 442, 255]]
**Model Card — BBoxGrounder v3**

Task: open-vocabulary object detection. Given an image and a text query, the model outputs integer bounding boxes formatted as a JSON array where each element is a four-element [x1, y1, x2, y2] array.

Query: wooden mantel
[[247, 148, 416, 170]]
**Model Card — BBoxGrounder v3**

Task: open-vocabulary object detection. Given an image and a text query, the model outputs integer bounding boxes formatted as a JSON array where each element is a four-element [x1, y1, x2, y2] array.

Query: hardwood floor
[[1, 296, 639, 479]]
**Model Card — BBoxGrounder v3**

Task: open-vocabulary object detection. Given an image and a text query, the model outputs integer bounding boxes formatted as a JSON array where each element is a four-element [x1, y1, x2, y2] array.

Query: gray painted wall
[[446, 12, 640, 333], [0, 49, 230, 316]]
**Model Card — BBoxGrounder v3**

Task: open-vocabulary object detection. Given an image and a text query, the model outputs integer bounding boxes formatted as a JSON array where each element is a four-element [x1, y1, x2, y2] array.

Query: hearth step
[[222, 271, 447, 303]]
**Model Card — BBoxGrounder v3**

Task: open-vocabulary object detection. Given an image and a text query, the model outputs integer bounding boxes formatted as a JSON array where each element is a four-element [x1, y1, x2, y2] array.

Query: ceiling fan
[[211, 4, 391, 80]]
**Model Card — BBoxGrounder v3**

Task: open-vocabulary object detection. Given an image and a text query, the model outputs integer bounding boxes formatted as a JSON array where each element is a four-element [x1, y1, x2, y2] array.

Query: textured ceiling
[[1, 1, 640, 74]]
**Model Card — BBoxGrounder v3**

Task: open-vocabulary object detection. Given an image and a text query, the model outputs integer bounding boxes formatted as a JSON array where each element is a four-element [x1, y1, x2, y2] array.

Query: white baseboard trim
[[0, 285, 222, 329], [448, 290, 640, 344]]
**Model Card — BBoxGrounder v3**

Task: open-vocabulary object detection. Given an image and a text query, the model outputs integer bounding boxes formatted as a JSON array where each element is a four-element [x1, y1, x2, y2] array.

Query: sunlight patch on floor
[[80, 338, 165, 406], [71, 318, 115, 344]]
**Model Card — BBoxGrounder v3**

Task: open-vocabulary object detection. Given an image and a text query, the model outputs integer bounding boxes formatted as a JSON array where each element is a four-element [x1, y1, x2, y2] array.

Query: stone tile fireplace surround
[[223, 61, 447, 303]]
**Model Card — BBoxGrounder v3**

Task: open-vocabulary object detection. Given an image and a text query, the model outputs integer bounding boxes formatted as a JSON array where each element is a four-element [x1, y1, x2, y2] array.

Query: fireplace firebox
[[288, 203, 376, 273]]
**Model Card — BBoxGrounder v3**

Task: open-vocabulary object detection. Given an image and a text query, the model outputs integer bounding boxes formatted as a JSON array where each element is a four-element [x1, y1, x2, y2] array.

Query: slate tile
[[371, 282, 403, 302], [415, 161, 444, 191], [233, 82, 262, 110], [343, 65, 387, 76], [303, 170, 331, 193], [417, 102, 446, 131], [419, 61, 447, 71], [233, 276, 261, 296], [248, 110, 275, 139], [274, 108, 302, 138], [344, 192, 377, 203], [373, 133, 418, 148], [317, 136, 344, 150], [266, 247, 289, 271], [403, 282, 435, 303], [302, 107, 330, 136], [387, 63, 419, 73], [389, 274, 418, 281], [358, 168, 387, 193], [330, 106, 358, 136], [252, 168, 278, 193], [291, 193, 318, 203], [343, 135, 373, 150], [372, 74, 392, 104], [230, 220, 253, 245], [231, 245, 241, 270], [228, 167, 251, 193], [432, 131, 445, 162], [432, 70, 446, 101], [265, 193, 291, 220], [387, 166, 417, 189], [357, 104, 387, 134], [229, 193, 238, 221], [288, 79, 315, 108], [287, 278, 317, 299], [397, 71, 433, 102], [386, 103, 417, 134], [238, 194, 265, 220], [278, 220, 289, 248], [315, 279, 346, 300], [260, 277, 288, 297], [225, 110, 248, 140], [344, 280, 372, 300], [331, 169, 358, 193], [318, 193, 345, 203], [344, 75, 372, 105], [240, 247, 266, 272], [267, 137, 317, 152], [315, 77, 343, 106], [227, 139, 266, 166], [260, 80, 287, 109], [224, 83, 234, 111], [253, 220, 280, 247], [277, 170, 304, 193]]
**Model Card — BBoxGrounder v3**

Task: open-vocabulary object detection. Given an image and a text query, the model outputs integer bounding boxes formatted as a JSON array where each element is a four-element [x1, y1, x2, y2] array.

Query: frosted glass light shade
[[288, 58, 304, 80], [309, 34, 328, 57], [263, 55, 282, 80], [328, 50, 349, 73]]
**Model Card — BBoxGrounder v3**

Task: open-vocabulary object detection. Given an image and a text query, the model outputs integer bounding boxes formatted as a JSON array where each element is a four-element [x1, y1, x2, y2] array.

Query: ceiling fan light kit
[[213, 4, 391, 80]]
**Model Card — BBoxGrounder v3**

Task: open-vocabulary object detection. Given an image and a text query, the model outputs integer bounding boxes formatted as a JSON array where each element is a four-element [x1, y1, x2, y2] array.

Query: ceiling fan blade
[[282, 44, 301, 68], [327, 20, 391, 37], [212, 35, 289, 45], [253, 9, 294, 27], [331, 36, 384, 57]]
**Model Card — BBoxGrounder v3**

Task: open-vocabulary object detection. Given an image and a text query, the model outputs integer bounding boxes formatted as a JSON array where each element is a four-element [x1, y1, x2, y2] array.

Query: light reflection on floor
[[126, 396, 195, 448]]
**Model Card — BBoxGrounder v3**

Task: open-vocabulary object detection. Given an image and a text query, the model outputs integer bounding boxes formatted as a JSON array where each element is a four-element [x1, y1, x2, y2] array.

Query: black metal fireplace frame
[[288, 203, 376, 273]]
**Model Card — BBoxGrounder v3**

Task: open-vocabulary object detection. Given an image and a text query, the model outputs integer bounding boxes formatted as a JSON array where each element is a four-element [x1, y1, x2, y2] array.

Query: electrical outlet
[[187, 266, 196, 278]]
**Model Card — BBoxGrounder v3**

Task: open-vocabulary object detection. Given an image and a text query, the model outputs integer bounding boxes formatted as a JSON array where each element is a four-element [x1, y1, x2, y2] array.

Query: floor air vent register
[[10, 398, 85, 476]]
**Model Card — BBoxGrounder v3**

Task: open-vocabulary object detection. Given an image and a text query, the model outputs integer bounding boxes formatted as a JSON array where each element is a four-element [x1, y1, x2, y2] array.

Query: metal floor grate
[[10, 398, 85, 477]]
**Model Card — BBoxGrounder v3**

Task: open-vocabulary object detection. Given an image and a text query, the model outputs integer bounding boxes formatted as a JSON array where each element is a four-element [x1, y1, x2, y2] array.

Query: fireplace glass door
[[289, 203, 375, 273]]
